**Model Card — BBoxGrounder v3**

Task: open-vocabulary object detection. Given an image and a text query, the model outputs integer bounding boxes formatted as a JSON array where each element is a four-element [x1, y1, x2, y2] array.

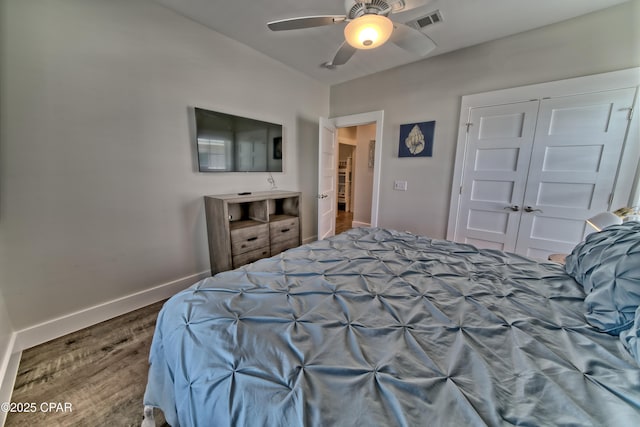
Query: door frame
[[447, 67, 640, 241], [326, 110, 384, 229]]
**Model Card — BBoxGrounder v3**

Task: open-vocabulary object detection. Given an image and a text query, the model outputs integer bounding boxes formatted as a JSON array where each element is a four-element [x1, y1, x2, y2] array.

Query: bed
[[143, 225, 640, 426]]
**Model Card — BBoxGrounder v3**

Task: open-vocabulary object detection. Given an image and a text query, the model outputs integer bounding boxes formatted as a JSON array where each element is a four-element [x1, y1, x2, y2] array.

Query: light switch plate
[[394, 180, 408, 191]]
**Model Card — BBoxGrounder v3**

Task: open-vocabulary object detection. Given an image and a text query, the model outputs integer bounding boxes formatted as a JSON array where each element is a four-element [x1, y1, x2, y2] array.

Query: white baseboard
[[14, 270, 210, 352], [0, 349, 20, 426], [0, 332, 22, 410], [0, 271, 210, 423], [352, 221, 371, 228], [302, 235, 317, 244], [0, 332, 17, 386]]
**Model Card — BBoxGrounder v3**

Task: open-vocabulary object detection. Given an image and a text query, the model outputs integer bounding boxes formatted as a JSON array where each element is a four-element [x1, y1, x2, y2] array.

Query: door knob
[[318, 193, 328, 199], [503, 205, 520, 212], [524, 206, 543, 213]]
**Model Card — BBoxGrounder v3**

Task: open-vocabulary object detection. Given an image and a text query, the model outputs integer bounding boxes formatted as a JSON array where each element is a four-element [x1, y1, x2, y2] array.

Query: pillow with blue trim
[[564, 221, 640, 335]]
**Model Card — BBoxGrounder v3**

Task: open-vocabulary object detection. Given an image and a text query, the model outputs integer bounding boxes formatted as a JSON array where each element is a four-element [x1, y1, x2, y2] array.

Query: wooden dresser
[[204, 191, 301, 275]]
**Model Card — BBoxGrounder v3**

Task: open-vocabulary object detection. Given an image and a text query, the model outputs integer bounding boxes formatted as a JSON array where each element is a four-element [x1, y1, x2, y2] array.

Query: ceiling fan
[[267, 0, 437, 69]]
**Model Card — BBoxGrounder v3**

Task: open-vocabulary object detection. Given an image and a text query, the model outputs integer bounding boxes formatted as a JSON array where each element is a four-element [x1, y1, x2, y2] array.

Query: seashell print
[[405, 124, 425, 155], [398, 121, 434, 158]]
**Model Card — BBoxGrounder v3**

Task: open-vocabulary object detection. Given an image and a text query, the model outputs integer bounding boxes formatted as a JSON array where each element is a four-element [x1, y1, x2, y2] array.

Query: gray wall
[[330, 0, 640, 238], [0, 0, 329, 329]]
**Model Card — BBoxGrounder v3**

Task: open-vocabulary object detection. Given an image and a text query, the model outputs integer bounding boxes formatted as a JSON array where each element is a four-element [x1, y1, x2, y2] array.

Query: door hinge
[[465, 123, 473, 133], [620, 107, 634, 121], [459, 186, 463, 194]]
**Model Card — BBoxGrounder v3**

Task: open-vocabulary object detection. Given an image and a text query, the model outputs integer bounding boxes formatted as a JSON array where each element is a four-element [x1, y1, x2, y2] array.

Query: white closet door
[[515, 88, 637, 258], [455, 101, 539, 251]]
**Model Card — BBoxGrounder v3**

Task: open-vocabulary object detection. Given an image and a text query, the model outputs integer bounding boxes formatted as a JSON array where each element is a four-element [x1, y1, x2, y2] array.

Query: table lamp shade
[[586, 212, 623, 232]]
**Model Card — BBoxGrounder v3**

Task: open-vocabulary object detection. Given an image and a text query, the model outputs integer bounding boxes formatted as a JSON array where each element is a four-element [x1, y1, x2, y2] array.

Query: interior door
[[514, 88, 637, 258], [318, 117, 337, 240], [454, 101, 540, 251]]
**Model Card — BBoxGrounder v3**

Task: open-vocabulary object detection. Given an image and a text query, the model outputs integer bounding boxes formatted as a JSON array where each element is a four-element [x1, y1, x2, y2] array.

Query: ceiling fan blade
[[390, 23, 436, 57], [330, 41, 357, 66], [267, 15, 346, 31]]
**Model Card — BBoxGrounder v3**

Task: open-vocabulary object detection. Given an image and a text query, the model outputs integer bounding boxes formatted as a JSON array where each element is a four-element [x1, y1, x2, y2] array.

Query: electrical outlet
[[394, 180, 408, 191]]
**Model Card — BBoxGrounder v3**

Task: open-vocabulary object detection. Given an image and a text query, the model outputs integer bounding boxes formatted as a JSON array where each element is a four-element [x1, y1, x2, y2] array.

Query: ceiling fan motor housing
[[346, 0, 394, 18]]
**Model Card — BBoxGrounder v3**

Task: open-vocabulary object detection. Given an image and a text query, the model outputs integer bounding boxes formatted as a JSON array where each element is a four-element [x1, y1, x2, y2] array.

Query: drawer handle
[[281, 228, 290, 233], [247, 237, 258, 242]]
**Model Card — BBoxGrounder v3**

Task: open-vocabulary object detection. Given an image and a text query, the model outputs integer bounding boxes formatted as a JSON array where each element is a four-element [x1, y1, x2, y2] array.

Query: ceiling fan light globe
[[344, 14, 393, 50]]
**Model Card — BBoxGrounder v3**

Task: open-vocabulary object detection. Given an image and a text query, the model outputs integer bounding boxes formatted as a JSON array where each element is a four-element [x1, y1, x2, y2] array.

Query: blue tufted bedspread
[[144, 228, 640, 426]]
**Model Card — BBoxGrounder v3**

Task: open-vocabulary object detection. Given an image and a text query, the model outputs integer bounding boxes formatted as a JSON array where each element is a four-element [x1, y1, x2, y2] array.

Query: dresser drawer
[[231, 223, 269, 255], [270, 218, 299, 244], [232, 247, 270, 268]]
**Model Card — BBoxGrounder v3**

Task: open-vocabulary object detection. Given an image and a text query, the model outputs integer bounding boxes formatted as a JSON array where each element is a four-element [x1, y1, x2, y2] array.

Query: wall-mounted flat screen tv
[[194, 107, 283, 172]]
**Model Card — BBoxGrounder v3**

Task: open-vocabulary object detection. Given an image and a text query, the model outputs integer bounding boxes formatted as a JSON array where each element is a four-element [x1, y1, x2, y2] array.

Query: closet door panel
[[455, 101, 539, 252], [515, 88, 637, 258]]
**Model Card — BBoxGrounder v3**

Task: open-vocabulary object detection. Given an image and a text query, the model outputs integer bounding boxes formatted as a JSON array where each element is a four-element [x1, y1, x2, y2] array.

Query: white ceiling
[[153, 0, 629, 85]]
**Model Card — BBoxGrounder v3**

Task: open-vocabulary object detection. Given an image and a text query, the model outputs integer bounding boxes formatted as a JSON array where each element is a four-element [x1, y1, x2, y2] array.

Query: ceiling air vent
[[408, 10, 443, 30]]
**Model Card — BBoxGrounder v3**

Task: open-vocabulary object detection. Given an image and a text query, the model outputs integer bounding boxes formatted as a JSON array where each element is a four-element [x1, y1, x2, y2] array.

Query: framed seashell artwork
[[398, 121, 435, 158]]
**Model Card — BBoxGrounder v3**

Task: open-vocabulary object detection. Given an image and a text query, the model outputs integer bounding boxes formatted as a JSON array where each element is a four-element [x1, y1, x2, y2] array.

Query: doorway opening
[[335, 124, 376, 234], [317, 110, 383, 241]]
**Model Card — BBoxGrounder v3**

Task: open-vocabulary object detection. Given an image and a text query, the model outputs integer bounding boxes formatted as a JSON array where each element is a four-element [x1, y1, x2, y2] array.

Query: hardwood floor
[[5, 301, 169, 427], [7, 221, 356, 426], [335, 209, 353, 235]]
